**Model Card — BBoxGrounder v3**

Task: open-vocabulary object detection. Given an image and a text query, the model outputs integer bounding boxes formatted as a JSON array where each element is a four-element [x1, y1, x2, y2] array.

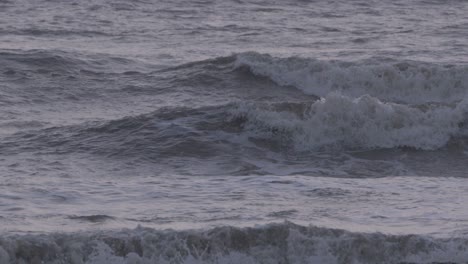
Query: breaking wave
[[4, 97, 468, 158], [1, 222, 467, 264], [230, 93, 468, 150], [235, 52, 468, 104], [3, 51, 468, 155]]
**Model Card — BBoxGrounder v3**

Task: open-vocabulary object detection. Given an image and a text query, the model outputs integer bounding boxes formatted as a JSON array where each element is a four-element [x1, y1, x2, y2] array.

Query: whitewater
[[1, 0, 468, 263]]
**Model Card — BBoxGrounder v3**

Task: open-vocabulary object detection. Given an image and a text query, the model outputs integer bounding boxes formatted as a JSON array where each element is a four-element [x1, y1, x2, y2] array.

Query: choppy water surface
[[1, 0, 468, 263]]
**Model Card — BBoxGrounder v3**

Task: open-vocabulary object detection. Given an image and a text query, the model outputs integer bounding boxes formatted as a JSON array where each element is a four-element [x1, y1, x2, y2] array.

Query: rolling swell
[[1, 222, 467, 264], [0, 49, 156, 106], [0, 49, 115, 76], [0, 49, 165, 80]]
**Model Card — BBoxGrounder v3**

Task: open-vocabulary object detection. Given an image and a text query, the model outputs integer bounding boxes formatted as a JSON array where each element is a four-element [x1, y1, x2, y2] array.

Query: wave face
[[1, 223, 468, 264]]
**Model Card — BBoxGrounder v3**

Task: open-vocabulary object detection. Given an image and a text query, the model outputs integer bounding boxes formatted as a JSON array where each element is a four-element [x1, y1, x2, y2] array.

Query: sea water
[[1, 0, 468, 263]]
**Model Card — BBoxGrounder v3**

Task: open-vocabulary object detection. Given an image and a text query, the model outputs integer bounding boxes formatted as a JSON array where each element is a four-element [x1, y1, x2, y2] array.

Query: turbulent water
[[1, 0, 468, 263]]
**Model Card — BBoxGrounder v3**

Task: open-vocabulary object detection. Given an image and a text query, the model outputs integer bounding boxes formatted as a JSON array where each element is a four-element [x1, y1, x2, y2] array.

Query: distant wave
[[1, 222, 467, 264], [0, 28, 111, 37], [0, 49, 157, 106], [0, 49, 92, 76], [0, 49, 143, 76]]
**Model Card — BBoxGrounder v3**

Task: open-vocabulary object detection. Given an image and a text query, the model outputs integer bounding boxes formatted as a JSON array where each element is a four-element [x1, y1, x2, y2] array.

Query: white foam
[[230, 93, 468, 150], [235, 52, 468, 104], [2, 223, 468, 264]]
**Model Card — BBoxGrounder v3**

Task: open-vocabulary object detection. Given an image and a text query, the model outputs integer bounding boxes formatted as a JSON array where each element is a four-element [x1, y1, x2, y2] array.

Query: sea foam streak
[[1, 223, 467, 264]]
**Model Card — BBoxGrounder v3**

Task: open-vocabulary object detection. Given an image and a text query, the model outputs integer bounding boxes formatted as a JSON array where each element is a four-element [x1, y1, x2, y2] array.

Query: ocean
[[1, 0, 468, 263]]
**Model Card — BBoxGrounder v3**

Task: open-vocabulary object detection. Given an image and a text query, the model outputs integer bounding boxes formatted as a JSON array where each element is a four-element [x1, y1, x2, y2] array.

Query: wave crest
[[1, 222, 467, 264], [235, 52, 468, 104]]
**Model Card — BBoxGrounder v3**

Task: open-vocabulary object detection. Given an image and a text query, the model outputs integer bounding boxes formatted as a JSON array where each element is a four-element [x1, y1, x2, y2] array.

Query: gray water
[[1, 0, 468, 263]]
